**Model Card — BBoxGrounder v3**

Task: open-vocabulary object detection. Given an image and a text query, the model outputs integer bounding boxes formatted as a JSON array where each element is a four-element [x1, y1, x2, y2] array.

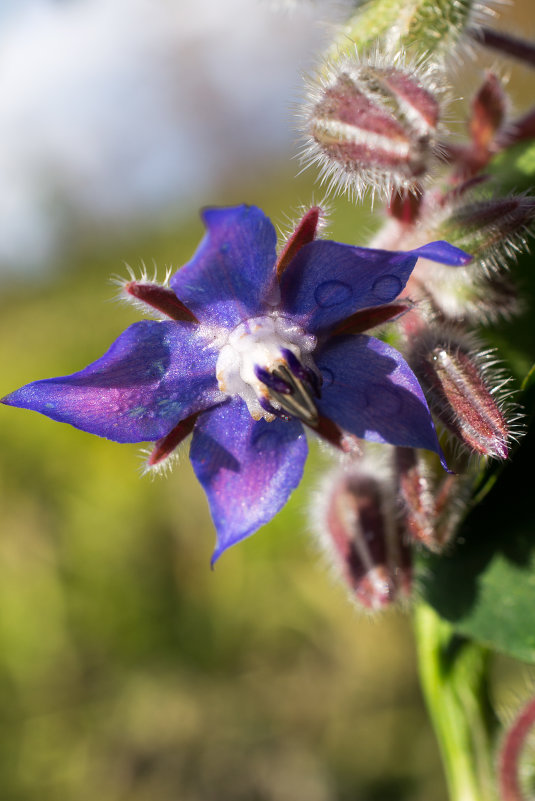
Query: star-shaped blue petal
[[2, 204, 469, 561]]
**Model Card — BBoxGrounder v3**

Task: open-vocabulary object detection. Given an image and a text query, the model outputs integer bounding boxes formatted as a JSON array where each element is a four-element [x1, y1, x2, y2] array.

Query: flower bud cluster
[[300, 53, 443, 200], [302, 14, 531, 605]]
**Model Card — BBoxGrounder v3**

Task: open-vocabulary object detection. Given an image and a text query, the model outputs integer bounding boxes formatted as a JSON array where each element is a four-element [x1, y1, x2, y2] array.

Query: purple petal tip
[[412, 241, 472, 266]]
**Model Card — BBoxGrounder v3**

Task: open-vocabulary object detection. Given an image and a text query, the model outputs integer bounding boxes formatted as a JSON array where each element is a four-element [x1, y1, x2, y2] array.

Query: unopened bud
[[301, 55, 442, 199], [440, 195, 535, 274], [326, 0, 483, 62], [469, 72, 507, 155], [391, 194, 526, 323], [409, 331, 510, 460], [395, 448, 469, 550], [313, 463, 411, 610]]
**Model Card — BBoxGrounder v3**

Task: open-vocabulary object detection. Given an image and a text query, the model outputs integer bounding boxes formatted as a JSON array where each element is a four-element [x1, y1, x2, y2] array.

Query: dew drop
[[371, 274, 403, 302], [252, 428, 281, 453], [314, 280, 353, 308], [319, 366, 335, 388]]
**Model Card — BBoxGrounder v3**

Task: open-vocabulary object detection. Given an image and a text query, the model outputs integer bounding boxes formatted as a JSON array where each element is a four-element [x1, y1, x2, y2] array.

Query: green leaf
[[488, 140, 535, 195], [419, 365, 535, 663]]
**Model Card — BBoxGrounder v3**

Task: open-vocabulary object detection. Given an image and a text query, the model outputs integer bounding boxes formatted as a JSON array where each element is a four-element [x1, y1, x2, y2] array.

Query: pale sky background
[[0, 0, 346, 271], [1, 0, 531, 273]]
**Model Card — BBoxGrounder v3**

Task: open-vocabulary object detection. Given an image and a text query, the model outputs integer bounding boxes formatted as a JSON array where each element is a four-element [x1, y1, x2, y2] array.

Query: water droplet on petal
[[371, 274, 403, 302], [319, 366, 335, 388], [252, 428, 281, 453], [314, 280, 353, 308]]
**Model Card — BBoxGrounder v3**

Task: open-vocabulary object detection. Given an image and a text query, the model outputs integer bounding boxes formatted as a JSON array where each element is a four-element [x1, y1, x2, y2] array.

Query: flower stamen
[[266, 363, 319, 426]]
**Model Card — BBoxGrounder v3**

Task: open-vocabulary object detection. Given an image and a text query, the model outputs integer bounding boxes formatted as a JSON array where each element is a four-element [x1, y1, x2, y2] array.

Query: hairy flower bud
[[313, 463, 411, 610], [408, 330, 511, 460], [325, 0, 491, 62], [469, 71, 507, 156], [395, 447, 469, 550], [440, 195, 535, 274], [375, 193, 526, 323], [300, 54, 442, 199]]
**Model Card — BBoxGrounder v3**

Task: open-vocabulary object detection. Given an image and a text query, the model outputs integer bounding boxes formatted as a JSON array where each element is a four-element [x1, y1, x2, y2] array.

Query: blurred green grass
[[0, 170, 462, 801]]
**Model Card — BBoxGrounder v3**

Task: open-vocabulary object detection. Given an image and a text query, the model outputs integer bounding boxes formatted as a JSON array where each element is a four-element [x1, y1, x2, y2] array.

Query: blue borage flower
[[2, 205, 470, 562]]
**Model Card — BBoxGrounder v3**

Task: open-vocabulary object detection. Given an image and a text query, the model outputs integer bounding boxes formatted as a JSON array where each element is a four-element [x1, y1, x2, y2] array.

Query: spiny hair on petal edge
[[274, 196, 332, 246], [110, 261, 175, 318], [138, 443, 184, 479], [297, 46, 448, 204]]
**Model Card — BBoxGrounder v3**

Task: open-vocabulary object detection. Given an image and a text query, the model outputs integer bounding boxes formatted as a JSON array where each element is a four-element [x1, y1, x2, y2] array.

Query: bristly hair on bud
[[438, 194, 535, 276], [406, 326, 518, 462], [311, 457, 412, 612], [299, 50, 446, 202], [394, 447, 471, 551], [372, 191, 530, 324], [324, 0, 501, 64]]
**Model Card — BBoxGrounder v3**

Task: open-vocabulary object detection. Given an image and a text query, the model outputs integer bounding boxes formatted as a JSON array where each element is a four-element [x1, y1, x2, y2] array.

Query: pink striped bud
[[301, 54, 442, 199], [395, 448, 469, 551], [408, 331, 510, 460], [313, 463, 411, 610]]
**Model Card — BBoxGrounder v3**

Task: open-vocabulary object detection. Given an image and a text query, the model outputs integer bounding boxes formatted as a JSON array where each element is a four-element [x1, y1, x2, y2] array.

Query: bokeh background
[[0, 2, 534, 799]]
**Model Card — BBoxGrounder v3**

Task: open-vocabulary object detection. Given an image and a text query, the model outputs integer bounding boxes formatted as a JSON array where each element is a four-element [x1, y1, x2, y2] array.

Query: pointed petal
[[2, 321, 223, 443], [409, 241, 471, 265], [275, 206, 321, 280], [279, 240, 470, 333], [170, 205, 278, 328], [190, 399, 308, 562], [316, 335, 446, 465]]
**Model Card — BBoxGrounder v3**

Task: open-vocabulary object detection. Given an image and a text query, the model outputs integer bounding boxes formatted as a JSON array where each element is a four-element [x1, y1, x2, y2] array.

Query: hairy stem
[[414, 604, 498, 801], [469, 27, 535, 68]]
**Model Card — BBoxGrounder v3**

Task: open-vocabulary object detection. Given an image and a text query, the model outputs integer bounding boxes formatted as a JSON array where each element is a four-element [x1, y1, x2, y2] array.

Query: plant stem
[[468, 26, 535, 68], [413, 603, 498, 801]]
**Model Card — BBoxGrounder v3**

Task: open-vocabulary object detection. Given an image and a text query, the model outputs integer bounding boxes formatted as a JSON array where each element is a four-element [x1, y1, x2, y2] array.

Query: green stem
[[413, 603, 498, 801]]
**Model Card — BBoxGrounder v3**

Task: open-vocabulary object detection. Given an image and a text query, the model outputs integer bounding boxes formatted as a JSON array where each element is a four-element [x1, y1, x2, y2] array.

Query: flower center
[[216, 315, 321, 424]]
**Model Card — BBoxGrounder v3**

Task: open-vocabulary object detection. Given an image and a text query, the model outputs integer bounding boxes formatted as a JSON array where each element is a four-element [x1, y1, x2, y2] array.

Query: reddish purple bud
[[314, 465, 412, 610], [395, 448, 467, 550], [500, 106, 535, 147], [301, 56, 442, 198], [395, 447, 437, 549], [389, 188, 424, 224], [125, 281, 198, 323], [409, 333, 510, 459], [469, 72, 507, 154], [444, 196, 535, 270]]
